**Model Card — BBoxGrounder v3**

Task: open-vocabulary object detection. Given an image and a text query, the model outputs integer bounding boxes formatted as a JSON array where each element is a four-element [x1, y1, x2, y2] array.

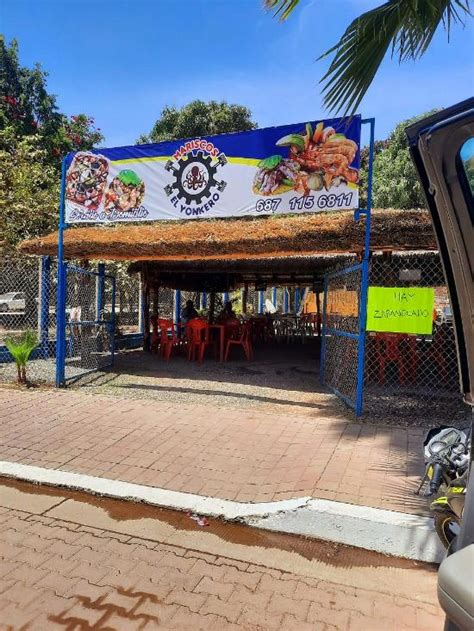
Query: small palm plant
[[4, 330, 39, 385]]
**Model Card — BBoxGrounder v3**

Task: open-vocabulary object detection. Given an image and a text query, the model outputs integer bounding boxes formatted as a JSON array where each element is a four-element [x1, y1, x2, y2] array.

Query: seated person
[[181, 300, 199, 324], [217, 301, 237, 322]]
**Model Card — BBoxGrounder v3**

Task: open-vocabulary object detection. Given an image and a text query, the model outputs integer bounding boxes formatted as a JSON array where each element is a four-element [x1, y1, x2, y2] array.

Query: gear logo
[[164, 150, 227, 206]]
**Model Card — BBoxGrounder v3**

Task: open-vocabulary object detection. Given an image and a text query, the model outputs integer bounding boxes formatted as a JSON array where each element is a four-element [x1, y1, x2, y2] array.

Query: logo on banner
[[164, 140, 228, 215]]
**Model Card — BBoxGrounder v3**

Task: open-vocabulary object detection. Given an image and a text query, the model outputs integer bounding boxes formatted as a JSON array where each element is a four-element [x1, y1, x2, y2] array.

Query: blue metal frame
[[174, 290, 181, 324], [283, 288, 289, 314], [110, 276, 116, 367], [320, 117, 375, 416], [55, 158, 67, 387], [295, 287, 301, 313], [272, 287, 277, 309], [258, 290, 264, 314]]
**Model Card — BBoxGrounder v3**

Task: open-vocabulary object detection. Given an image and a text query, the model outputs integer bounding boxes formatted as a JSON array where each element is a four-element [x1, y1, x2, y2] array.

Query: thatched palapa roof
[[19, 209, 435, 261]]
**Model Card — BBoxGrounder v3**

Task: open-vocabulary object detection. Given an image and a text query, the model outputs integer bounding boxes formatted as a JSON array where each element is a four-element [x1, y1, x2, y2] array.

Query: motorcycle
[[430, 473, 467, 549], [416, 426, 470, 549]]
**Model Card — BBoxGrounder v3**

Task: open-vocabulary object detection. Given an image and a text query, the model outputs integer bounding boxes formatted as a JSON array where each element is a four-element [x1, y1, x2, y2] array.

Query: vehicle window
[[459, 137, 474, 201]]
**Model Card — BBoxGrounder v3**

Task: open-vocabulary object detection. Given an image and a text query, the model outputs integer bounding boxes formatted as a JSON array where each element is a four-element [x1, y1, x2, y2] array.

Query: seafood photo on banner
[[104, 169, 146, 213], [66, 153, 109, 211], [253, 122, 359, 196]]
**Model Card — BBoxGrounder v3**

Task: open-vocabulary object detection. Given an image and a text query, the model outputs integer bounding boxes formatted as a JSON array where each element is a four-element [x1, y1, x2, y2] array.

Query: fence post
[[258, 291, 264, 314], [295, 287, 301, 314], [355, 117, 375, 417], [201, 292, 207, 310], [96, 263, 105, 319], [320, 277, 328, 383], [272, 287, 277, 310], [283, 288, 289, 314], [111, 276, 116, 367], [174, 290, 181, 324], [223, 291, 229, 304], [55, 158, 67, 388], [39, 256, 51, 357], [138, 277, 145, 335]]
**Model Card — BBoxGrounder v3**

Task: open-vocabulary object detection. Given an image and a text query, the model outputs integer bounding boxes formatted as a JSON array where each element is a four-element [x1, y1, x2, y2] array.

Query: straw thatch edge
[[19, 209, 436, 261]]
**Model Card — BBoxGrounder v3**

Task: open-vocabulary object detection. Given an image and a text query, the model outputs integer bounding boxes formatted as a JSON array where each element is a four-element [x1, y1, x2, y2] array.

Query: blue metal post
[[319, 277, 329, 383], [139, 278, 145, 335], [55, 158, 68, 387], [174, 290, 181, 324], [355, 118, 375, 416], [40, 256, 51, 357], [283, 288, 289, 314], [201, 292, 207, 309], [111, 275, 116, 367], [272, 287, 277, 310], [295, 287, 301, 314], [96, 263, 105, 319], [223, 291, 229, 304], [258, 291, 264, 314]]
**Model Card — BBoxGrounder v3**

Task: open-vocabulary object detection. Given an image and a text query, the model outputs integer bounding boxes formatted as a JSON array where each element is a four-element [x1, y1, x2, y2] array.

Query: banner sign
[[64, 115, 361, 224], [367, 287, 435, 335], [327, 289, 359, 317]]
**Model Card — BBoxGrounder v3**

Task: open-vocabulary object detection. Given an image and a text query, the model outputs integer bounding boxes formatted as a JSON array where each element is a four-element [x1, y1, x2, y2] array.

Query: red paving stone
[[0, 388, 426, 514], [0, 493, 443, 631]]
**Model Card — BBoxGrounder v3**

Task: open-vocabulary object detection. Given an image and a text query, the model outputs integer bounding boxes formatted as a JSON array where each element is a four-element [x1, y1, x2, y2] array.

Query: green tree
[[266, 1, 472, 114], [0, 127, 59, 251], [0, 37, 103, 160], [360, 111, 438, 209], [358, 139, 388, 209], [138, 100, 257, 143], [0, 39, 104, 249]]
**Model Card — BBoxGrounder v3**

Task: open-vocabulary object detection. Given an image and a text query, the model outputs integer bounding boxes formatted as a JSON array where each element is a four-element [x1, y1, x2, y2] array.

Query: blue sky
[[3, 0, 473, 148]]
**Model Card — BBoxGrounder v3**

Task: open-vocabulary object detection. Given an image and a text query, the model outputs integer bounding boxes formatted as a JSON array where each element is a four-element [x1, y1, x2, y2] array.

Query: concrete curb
[[0, 461, 310, 519], [0, 460, 444, 563], [250, 498, 445, 564]]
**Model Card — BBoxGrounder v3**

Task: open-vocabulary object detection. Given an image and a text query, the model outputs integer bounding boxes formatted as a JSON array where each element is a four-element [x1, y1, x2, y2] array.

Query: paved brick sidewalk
[[0, 483, 443, 630], [0, 388, 426, 514]]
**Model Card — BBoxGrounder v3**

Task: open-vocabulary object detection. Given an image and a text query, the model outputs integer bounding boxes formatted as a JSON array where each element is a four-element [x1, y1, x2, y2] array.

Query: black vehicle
[[406, 98, 473, 631]]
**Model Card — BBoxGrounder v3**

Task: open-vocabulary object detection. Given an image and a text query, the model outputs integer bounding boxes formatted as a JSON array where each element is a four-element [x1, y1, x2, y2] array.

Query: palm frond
[[319, 0, 472, 115], [264, 0, 301, 21], [5, 330, 38, 367]]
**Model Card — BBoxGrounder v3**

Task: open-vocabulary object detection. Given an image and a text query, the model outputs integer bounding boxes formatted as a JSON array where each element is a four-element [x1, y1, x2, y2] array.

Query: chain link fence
[[321, 261, 362, 407], [0, 255, 142, 386], [364, 252, 468, 422], [63, 265, 114, 382], [0, 256, 58, 384]]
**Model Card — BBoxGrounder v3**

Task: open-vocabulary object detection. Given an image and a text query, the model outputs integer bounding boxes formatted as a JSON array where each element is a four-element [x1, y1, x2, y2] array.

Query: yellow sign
[[367, 287, 434, 335]]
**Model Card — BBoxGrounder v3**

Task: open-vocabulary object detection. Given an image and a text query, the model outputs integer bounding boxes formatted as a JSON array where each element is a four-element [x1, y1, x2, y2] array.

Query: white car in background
[[0, 292, 26, 313]]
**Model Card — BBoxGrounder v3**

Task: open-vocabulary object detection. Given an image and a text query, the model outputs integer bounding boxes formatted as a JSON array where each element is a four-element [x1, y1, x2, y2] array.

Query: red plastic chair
[[224, 323, 253, 361], [157, 318, 179, 361], [373, 333, 409, 385], [186, 320, 216, 363]]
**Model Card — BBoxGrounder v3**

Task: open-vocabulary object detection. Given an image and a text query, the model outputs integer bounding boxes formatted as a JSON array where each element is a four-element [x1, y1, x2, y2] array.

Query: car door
[[406, 98, 473, 631]]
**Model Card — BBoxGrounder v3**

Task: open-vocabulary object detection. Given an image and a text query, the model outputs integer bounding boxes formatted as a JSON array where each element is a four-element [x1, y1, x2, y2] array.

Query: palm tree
[[5, 330, 38, 384], [265, 1, 472, 114]]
